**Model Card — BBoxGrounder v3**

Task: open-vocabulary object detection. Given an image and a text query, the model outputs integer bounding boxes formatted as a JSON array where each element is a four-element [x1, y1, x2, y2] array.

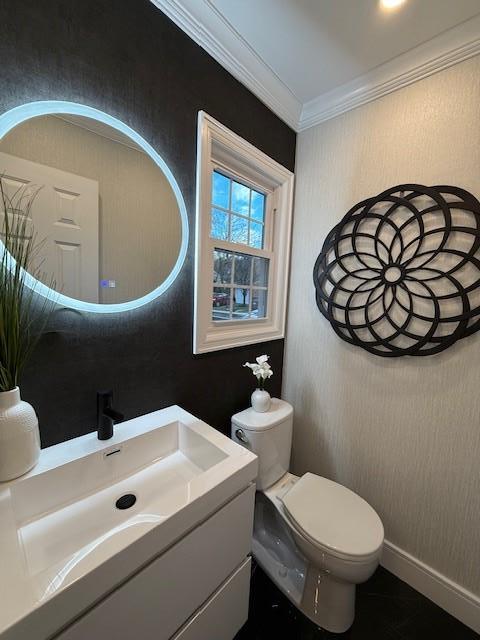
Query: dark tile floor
[[235, 562, 479, 639]]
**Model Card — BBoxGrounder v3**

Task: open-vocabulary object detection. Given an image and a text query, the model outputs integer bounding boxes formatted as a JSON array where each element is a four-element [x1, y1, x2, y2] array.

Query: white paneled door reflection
[[0, 151, 99, 302]]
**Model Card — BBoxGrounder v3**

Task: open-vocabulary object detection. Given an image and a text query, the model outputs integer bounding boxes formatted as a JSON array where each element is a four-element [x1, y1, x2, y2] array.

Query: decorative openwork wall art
[[313, 184, 480, 357]]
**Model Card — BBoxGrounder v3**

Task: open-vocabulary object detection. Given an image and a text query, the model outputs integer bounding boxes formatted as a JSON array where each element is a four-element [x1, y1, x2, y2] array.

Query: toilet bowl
[[232, 399, 384, 633]]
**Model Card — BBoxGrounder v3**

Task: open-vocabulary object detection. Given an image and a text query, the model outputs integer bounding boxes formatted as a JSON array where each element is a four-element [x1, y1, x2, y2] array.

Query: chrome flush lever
[[235, 428, 249, 444]]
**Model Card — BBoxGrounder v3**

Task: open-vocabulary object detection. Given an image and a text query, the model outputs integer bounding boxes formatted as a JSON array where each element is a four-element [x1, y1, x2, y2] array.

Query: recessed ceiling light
[[380, 0, 406, 10]]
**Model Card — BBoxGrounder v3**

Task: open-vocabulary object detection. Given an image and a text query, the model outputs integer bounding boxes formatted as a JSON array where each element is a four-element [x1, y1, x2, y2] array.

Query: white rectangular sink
[[0, 406, 258, 640], [13, 420, 227, 579]]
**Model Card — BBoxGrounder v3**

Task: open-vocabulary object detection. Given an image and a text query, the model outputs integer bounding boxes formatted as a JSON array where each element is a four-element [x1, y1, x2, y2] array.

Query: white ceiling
[[152, 0, 480, 130], [211, 0, 480, 102]]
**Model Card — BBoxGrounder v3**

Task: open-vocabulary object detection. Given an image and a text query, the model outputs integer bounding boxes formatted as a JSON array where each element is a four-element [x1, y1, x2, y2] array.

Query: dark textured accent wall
[[0, 0, 296, 447]]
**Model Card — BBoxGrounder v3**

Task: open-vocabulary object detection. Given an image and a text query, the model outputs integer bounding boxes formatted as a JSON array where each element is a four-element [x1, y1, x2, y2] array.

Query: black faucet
[[97, 390, 124, 440]]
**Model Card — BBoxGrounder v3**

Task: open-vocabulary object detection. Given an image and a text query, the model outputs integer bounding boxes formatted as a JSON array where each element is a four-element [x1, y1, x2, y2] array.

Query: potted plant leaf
[[0, 179, 54, 481]]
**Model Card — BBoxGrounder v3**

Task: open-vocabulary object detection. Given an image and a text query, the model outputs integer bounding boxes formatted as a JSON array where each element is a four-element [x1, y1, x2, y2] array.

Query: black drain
[[115, 493, 137, 510]]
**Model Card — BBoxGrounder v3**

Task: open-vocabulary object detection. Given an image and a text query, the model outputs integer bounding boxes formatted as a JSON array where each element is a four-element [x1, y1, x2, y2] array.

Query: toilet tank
[[231, 399, 293, 490]]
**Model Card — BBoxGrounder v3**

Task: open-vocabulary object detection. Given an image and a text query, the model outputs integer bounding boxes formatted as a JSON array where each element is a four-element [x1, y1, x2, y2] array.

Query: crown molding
[[150, 0, 302, 131], [299, 13, 480, 131], [150, 3, 480, 133]]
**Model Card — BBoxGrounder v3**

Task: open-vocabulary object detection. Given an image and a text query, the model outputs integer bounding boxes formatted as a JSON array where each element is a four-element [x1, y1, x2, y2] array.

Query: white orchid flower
[[243, 354, 273, 389]]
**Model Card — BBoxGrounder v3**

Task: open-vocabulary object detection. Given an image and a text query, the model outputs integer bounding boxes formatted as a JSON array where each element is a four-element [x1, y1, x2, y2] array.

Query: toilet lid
[[281, 473, 384, 560]]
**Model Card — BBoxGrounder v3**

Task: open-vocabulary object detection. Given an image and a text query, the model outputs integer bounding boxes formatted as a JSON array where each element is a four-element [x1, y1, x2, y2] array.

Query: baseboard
[[381, 540, 480, 634]]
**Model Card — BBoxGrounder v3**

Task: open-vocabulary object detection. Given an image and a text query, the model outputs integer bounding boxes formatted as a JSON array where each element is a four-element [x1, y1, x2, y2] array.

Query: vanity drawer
[[172, 557, 251, 640], [56, 484, 255, 640]]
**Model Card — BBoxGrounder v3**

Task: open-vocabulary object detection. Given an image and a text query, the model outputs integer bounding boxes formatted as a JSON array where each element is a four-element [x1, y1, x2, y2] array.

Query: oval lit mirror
[[0, 102, 188, 312]]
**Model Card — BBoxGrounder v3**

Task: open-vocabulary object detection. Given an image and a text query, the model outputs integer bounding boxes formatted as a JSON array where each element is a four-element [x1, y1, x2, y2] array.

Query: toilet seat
[[281, 473, 384, 562]]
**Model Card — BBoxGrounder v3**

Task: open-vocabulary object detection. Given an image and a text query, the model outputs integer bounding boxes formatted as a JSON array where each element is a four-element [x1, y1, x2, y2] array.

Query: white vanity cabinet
[[0, 407, 258, 640], [55, 484, 255, 640]]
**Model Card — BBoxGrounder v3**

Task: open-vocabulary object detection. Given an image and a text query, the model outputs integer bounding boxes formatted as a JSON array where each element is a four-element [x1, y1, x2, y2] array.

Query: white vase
[[251, 388, 271, 413], [0, 387, 40, 482]]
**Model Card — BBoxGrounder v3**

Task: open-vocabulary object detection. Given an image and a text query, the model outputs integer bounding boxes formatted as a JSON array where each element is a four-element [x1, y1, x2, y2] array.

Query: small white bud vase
[[251, 388, 271, 413], [0, 387, 40, 482]]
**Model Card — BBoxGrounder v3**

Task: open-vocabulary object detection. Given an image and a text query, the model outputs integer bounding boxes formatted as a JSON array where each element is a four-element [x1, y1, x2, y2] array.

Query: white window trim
[[194, 111, 294, 354]]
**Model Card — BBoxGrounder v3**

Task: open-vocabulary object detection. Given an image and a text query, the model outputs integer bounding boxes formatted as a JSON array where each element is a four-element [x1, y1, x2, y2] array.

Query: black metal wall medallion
[[313, 184, 480, 356]]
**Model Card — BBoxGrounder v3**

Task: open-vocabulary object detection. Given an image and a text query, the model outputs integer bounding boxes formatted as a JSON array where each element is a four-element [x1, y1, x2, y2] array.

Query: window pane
[[213, 249, 233, 284], [231, 181, 250, 215], [231, 214, 248, 244], [233, 254, 252, 285], [249, 221, 264, 249], [251, 190, 265, 222], [252, 289, 268, 318], [253, 257, 269, 286], [212, 171, 230, 209], [211, 208, 229, 240], [212, 287, 231, 321], [233, 288, 250, 319]]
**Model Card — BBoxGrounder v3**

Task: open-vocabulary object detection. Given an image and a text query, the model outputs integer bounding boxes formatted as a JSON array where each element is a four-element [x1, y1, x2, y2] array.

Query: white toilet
[[231, 398, 384, 633]]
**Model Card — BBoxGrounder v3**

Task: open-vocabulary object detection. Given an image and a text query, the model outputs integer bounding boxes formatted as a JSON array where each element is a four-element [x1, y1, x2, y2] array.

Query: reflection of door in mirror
[[0, 152, 99, 302], [0, 114, 182, 305]]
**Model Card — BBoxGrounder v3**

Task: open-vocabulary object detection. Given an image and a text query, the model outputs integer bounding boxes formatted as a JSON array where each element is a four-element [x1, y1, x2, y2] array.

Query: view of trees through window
[[212, 249, 268, 320], [210, 170, 269, 321], [210, 170, 265, 248]]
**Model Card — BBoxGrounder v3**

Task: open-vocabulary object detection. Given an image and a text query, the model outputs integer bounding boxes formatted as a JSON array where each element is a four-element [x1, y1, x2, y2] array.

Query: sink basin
[[0, 405, 257, 640], [13, 419, 227, 581]]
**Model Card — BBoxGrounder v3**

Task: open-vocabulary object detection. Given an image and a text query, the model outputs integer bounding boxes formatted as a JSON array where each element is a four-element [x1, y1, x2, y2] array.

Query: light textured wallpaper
[[284, 55, 480, 595]]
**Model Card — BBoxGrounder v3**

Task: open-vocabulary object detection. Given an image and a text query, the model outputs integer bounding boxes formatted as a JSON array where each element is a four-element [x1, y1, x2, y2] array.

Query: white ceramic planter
[[0, 387, 40, 482], [251, 389, 271, 413]]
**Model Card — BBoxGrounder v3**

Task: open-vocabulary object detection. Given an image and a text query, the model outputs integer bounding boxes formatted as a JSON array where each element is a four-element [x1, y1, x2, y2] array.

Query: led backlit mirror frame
[[0, 101, 189, 313]]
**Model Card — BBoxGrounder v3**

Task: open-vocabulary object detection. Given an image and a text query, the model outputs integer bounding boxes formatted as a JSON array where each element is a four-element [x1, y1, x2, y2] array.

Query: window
[[194, 112, 294, 354], [211, 171, 265, 249], [212, 249, 269, 321]]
